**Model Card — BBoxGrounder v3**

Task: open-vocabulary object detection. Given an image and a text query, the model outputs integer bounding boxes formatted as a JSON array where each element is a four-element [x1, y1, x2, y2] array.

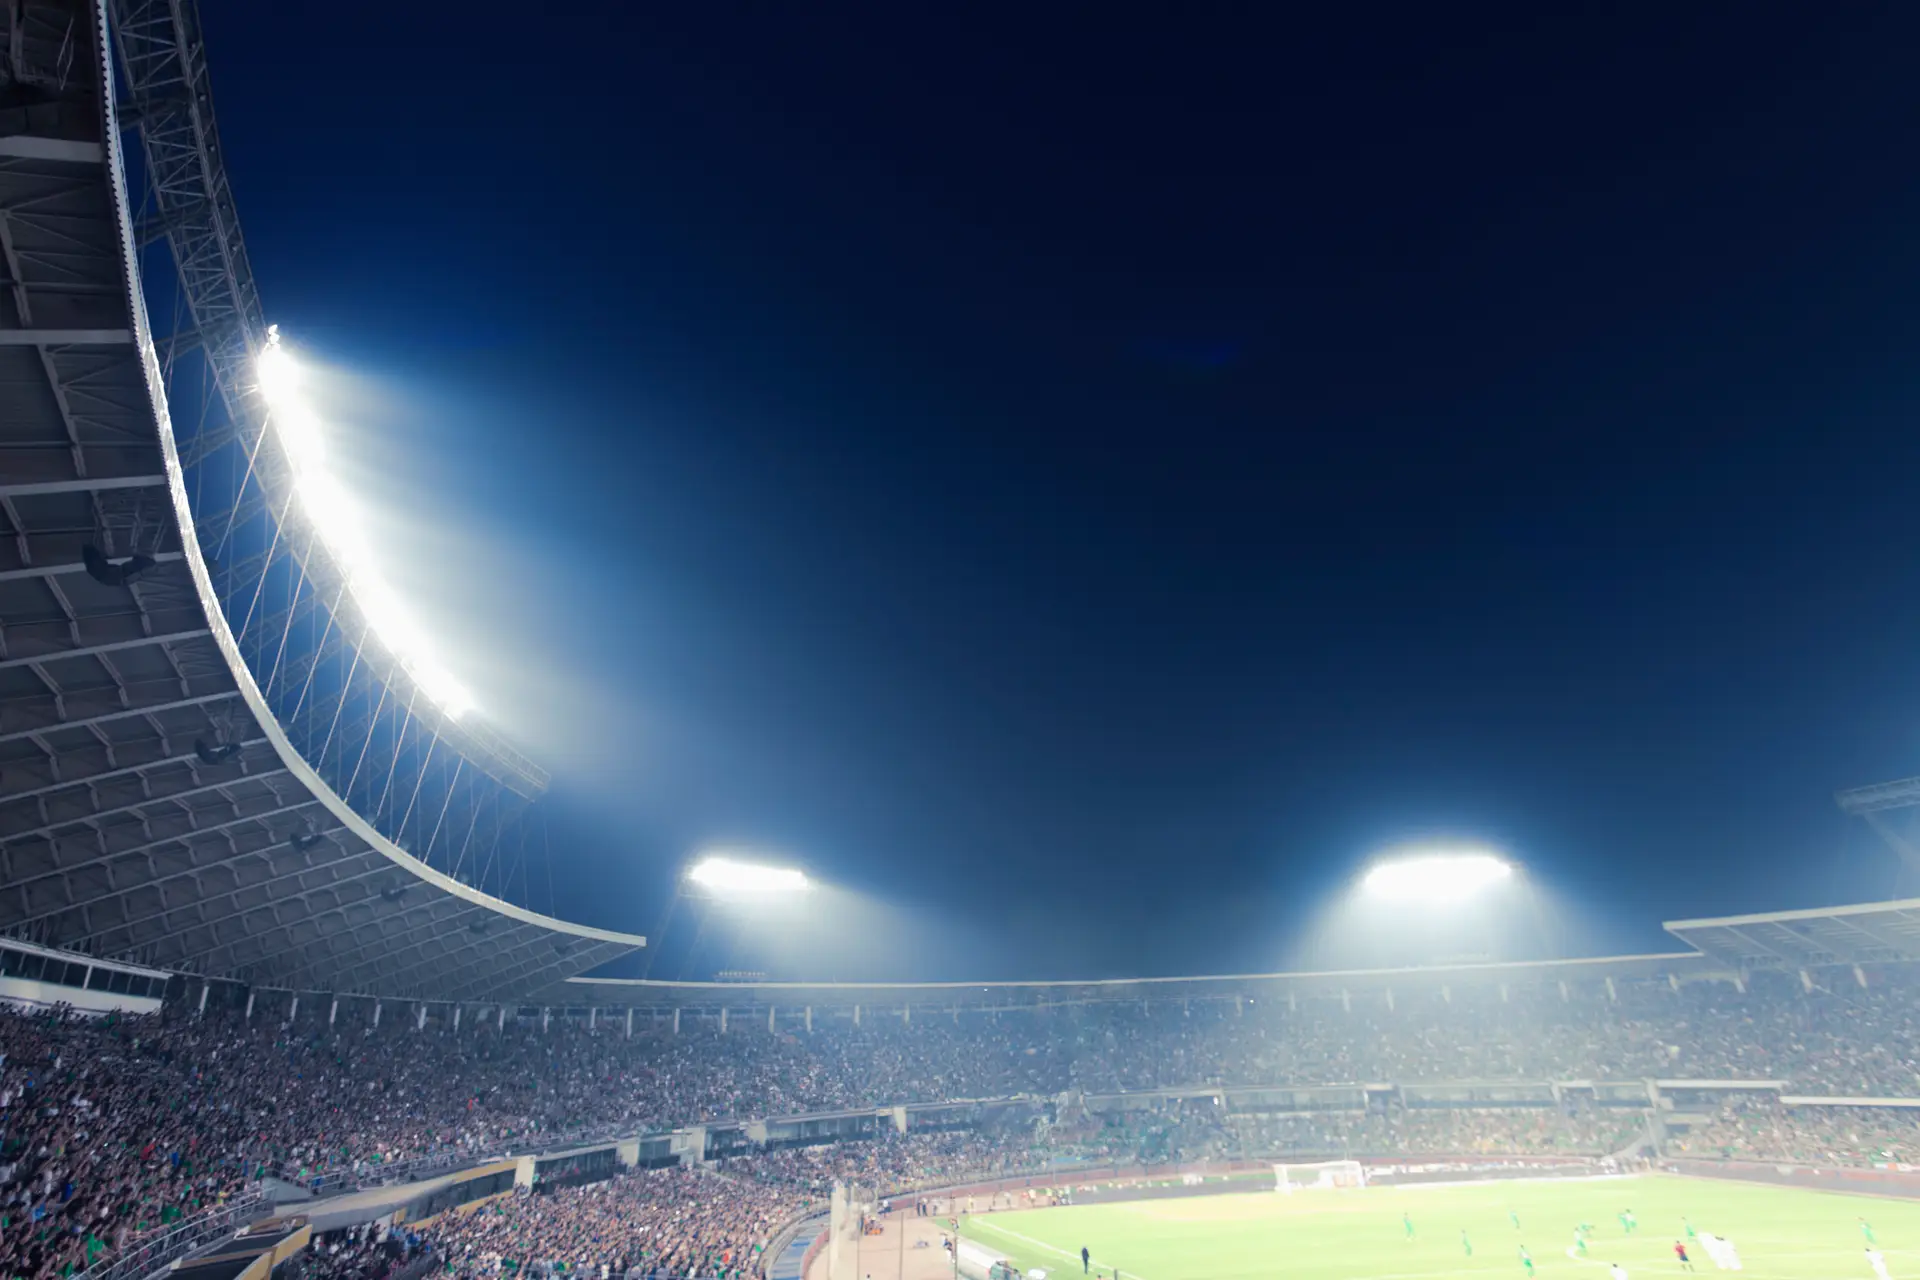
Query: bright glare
[[256, 330, 475, 720], [686, 856, 811, 895], [1362, 847, 1514, 904]]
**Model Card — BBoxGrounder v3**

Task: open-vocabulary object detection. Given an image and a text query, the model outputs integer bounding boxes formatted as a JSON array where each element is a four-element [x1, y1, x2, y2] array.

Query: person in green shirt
[[1510, 1210, 1521, 1231], [1862, 1220, 1877, 1246], [1462, 1230, 1473, 1257], [1520, 1246, 1534, 1276], [1404, 1213, 1415, 1241]]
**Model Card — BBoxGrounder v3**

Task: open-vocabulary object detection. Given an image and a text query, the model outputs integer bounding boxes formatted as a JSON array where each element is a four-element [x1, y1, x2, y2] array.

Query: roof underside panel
[[1664, 900, 1920, 968], [0, 0, 641, 1001]]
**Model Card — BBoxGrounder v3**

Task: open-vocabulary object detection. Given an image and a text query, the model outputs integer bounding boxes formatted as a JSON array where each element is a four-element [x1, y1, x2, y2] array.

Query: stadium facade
[[0, 0, 644, 1005], [10, 19, 1920, 1280], [5, 0, 1920, 1025]]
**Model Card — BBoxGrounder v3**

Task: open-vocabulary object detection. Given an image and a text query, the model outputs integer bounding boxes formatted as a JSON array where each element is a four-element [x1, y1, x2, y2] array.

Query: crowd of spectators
[[1669, 1099, 1920, 1169], [5, 965, 1920, 1280], [292, 1221, 432, 1280], [720, 1131, 1035, 1194], [1226, 1106, 1645, 1157], [427, 1169, 805, 1280]]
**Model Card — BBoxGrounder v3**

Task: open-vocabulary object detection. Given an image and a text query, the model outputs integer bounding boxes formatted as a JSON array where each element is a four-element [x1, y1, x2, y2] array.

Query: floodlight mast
[[253, 333, 475, 719], [685, 855, 810, 896], [1362, 847, 1513, 904]]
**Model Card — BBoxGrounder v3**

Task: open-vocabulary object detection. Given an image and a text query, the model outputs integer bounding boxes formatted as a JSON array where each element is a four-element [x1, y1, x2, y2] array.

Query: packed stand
[[720, 1130, 1037, 1194], [1669, 1098, 1920, 1169], [7, 964, 1920, 1280], [292, 1221, 433, 1280], [428, 1168, 805, 1280]]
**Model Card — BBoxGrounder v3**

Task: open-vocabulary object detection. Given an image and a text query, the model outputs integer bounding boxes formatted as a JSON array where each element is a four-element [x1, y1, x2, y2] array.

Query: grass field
[[959, 1175, 1919, 1280]]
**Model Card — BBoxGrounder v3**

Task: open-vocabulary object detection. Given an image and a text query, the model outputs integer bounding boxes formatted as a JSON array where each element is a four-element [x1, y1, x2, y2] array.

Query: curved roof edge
[[98, 2, 644, 954]]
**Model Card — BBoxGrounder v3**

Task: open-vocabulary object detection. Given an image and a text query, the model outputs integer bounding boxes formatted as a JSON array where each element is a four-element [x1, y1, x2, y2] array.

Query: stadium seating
[[8, 965, 1920, 1280]]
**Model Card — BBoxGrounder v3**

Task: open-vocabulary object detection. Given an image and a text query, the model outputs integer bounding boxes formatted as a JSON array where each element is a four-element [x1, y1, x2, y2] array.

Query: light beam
[[686, 855, 811, 896], [1362, 845, 1514, 904], [256, 329, 475, 719]]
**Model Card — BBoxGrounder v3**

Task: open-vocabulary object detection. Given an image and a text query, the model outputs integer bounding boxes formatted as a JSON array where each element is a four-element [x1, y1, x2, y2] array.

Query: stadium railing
[[278, 1117, 653, 1197], [72, 1193, 270, 1280], [760, 1206, 827, 1280]]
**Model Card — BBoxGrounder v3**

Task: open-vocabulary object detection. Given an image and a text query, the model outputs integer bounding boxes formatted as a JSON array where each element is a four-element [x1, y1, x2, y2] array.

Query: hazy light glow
[[256, 330, 475, 719], [686, 856, 811, 895], [1362, 847, 1514, 904]]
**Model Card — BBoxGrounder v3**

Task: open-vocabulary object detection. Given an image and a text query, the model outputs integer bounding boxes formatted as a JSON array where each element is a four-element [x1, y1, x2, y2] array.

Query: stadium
[[3, 7, 1920, 1280]]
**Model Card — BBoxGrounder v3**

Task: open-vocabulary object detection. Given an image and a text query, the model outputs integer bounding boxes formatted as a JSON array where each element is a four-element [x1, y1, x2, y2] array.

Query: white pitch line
[[968, 1218, 1153, 1280]]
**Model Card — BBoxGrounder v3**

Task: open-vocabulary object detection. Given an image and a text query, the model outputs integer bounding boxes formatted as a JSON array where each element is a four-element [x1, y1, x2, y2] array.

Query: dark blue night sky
[[195, 3, 1920, 980]]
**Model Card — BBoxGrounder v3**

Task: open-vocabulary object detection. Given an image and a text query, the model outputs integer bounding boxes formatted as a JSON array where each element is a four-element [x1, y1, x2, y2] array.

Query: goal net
[[1274, 1159, 1366, 1192]]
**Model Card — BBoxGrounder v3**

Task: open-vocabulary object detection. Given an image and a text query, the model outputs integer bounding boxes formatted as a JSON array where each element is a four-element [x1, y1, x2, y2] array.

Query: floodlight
[[255, 330, 475, 721], [686, 856, 810, 895], [1362, 847, 1513, 904]]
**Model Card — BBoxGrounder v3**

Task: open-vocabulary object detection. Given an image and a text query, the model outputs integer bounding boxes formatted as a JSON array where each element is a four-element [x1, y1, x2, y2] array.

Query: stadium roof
[[1662, 898, 1920, 969], [528, 899, 1920, 1013], [537, 950, 1719, 1012], [0, 0, 642, 1001]]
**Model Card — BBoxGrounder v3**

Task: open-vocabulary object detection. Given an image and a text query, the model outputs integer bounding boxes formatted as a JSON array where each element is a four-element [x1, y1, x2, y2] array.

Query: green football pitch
[[959, 1175, 1916, 1280]]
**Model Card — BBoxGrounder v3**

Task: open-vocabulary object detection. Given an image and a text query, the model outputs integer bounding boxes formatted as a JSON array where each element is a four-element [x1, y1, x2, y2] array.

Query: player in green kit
[[1575, 1228, 1590, 1258], [1620, 1210, 1637, 1235], [1463, 1231, 1473, 1258], [1684, 1219, 1697, 1243], [1404, 1213, 1415, 1241], [1521, 1247, 1534, 1276], [1863, 1220, 1877, 1246], [1511, 1211, 1522, 1231]]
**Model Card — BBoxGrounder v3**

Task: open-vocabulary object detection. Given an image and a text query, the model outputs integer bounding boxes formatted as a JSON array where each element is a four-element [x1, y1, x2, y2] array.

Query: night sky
[[196, 4, 1920, 980]]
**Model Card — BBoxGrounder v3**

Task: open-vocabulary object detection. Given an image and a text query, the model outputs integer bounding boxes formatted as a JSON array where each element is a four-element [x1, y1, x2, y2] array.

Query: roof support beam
[[257, 901, 503, 995], [0, 552, 184, 583], [1830, 913, 1919, 960], [0, 329, 133, 346], [93, 844, 385, 953], [185, 888, 471, 978], [1, 770, 291, 845], [1717, 924, 1804, 966], [0, 738, 266, 808], [0, 137, 104, 164], [0, 687, 235, 745], [338, 922, 533, 1000], [0, 475, 167, 498], [0, 628, 211, 673], [4, 802, 327, 919]]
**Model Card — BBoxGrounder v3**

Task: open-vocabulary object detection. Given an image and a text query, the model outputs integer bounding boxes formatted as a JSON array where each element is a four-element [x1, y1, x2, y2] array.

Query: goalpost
[[1274, 1159, 1366, 1192]]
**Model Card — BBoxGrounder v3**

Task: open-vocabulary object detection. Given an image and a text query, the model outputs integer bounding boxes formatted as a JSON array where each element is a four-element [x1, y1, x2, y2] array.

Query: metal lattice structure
[[0, 0, 642, 999], [1663, 899, 1920, 969], [1836, 776, 1920, 877]]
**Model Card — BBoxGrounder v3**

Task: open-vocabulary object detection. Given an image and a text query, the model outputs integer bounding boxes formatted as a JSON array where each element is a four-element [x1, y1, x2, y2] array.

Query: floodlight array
[[1362, 847, 1513, 903], [256, 330, 475, 719], [686, 855, 811, 895]]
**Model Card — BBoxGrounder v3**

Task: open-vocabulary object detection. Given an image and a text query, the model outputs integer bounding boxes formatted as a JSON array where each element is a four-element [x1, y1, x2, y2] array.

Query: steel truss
[[0, 0, 641, 1000]]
